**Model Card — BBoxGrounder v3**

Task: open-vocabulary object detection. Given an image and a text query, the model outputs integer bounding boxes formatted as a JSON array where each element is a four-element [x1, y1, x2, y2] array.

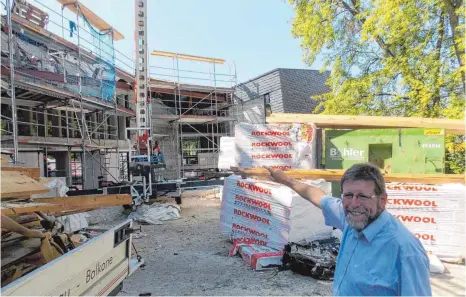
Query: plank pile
[[0, 162, 132, 287]]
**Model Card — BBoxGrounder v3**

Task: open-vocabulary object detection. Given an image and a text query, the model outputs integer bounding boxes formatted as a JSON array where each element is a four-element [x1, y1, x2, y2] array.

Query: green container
[[324, 128, 445, 196]]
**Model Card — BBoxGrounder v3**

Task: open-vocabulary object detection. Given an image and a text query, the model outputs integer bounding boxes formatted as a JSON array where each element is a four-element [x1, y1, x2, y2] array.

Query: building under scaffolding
[[1, 0, 238, 190]]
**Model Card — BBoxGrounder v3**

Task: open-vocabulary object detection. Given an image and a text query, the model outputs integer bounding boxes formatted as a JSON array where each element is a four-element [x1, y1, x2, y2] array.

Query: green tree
[[290, 0, 465, 173], [290, 0, 464, 118]]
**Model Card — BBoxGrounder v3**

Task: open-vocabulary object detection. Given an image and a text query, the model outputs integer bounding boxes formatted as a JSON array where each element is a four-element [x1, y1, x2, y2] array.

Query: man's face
[[341, 180, 387, 231]]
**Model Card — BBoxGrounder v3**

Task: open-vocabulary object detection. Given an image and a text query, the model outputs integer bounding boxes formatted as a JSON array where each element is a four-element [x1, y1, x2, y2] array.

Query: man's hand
[[263, 166, 293, 186], [264, 166, 325, 208]]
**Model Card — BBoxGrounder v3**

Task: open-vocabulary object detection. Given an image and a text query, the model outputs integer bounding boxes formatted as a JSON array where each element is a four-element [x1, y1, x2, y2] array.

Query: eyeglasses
[[341, 193, 376, 201]]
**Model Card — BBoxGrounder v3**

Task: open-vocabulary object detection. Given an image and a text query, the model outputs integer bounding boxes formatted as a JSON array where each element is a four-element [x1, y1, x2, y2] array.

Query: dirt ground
[[91, 195, 465, 296]]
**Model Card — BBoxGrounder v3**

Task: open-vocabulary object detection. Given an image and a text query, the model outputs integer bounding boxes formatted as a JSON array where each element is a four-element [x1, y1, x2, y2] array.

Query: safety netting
[[77, 5, 116, 101]]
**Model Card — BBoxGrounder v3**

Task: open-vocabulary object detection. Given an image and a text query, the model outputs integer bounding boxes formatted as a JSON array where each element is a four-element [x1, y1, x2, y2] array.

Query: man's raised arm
[[264, 167, 326, 209]]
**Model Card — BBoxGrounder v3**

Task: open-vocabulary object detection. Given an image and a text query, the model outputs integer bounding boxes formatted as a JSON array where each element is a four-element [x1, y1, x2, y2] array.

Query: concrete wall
[[17, 152, 44, 175], [152, 122, 179, 180], [106, 152, 120, 182], [54, 151, 71, 185], [83, 151, 104, 189]]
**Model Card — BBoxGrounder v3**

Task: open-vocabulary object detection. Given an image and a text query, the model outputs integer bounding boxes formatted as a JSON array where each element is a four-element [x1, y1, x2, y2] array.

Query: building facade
[[233, 68, 330, 124]]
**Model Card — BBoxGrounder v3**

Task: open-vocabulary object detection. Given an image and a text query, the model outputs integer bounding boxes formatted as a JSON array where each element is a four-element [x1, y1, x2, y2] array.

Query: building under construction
[[1, 0, 238, 190]]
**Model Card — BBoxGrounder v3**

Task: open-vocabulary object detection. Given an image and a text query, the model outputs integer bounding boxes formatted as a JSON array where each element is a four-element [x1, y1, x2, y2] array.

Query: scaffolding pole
[[6, 0, 19, 163], [75, 0, 86, 189]]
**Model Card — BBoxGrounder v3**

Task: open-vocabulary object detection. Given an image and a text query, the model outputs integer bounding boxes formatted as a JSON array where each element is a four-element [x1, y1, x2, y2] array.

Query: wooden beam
[[267, 113, 465, 135], [151, 50, 225, 64], [1, 155, 9, 164], [1, 166, 41, 180], [57, 0, 124, 40], [150, 86, 227, 101], [1, 171, 48, 199], [239, 168, 465, 185], [1, 194, 132, 216]]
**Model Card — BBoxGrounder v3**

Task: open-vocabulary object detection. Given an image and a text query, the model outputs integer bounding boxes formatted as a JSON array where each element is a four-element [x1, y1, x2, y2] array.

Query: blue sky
[[15, 0, 324, 84]]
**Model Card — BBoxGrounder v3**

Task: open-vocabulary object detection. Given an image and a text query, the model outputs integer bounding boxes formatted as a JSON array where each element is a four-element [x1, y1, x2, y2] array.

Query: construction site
[[1, 0, 465, 296], [0, 0, 239, 189]]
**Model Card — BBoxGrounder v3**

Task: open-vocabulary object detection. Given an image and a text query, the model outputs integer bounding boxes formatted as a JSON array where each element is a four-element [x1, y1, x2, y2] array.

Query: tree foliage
[[290, 0, 465, 173], [290, 0, 464, 118]]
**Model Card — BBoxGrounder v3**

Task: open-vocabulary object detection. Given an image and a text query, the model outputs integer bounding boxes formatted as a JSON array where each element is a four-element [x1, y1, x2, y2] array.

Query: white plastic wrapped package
[[234, 123, 317, 169], [220, 175, 332, 251], [386, 183, 466, 261], [218, 137, 237, 170], [220, 175, 292, 250], [32, 177, 90, 233], [233, 243, 284, 270]]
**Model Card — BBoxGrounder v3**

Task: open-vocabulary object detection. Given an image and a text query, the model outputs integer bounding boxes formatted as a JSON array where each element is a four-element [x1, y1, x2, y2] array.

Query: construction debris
[[128, 203, 181, 225], [283, 236, 340, 280], [230, 242, 284, 271], [1, 165, 135, 289]]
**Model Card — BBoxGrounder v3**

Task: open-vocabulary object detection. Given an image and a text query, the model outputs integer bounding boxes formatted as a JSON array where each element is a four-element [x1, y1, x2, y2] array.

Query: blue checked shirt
[[321, 196, 432, 296]]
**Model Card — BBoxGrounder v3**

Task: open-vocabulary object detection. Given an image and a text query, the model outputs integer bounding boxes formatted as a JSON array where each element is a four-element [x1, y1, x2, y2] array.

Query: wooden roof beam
[[238, 168, 465, 185], [151, 51, 225, 64], [267, 113, 465, 135]]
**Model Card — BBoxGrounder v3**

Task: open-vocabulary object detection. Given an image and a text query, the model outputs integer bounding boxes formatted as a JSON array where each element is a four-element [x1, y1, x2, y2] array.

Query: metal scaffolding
[[1, 0, 240, 187], [0, 0, 133, 189], [150, 50, 239, 179]]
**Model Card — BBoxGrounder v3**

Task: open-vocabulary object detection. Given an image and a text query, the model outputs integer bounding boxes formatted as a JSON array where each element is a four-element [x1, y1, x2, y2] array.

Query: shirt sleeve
[[399, 254, 432, 296], [320, 196, 347, 231]]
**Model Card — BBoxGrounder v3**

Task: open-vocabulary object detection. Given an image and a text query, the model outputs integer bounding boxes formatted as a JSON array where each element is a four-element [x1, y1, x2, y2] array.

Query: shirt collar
[[354, 210, 390, 243]]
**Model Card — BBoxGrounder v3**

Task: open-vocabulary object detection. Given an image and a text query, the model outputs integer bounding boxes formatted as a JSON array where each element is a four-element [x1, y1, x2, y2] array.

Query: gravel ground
[[87, 195, 465, 296], [117, 196, 332, 296]]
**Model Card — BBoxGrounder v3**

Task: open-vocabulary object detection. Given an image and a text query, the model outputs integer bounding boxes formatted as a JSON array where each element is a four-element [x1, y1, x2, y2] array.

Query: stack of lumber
[[0, 165, 133, 287], [0, 169, 132, 216]]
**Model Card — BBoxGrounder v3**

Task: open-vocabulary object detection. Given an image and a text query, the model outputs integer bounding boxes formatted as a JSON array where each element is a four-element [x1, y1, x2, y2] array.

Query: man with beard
[[264, 163, 431, 296]]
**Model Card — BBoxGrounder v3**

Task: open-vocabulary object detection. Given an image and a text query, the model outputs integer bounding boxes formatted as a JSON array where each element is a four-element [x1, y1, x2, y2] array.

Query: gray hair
[[340, 163, 386, 195]]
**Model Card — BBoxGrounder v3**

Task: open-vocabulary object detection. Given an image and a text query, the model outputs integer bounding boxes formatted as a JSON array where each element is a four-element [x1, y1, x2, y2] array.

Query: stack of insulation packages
[[220, 123, 333, 270], [386, 183, 466, 264]]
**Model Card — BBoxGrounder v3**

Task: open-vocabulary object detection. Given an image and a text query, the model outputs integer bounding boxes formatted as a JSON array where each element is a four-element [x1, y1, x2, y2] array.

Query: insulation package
[[386, 183, 466, 261], [220, 175, 332, 251], [218, 136, 237, 170], [234, 123, 318, 170]]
